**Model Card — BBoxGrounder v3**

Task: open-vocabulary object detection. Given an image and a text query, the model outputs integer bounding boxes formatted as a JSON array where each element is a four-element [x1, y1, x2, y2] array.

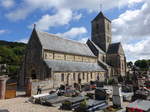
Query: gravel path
[[0, 97, 70, 112]]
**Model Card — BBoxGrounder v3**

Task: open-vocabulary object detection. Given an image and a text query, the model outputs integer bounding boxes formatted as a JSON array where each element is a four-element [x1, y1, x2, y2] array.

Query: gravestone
[[112, 84, 123, 108]]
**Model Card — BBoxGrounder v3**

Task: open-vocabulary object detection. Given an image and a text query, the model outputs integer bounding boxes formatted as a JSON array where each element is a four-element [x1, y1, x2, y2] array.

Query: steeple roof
[[92, 11, 111, 22]]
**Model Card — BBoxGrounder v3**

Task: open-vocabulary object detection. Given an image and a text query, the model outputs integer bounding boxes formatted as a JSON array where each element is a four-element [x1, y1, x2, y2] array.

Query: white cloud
[[73, 13, 82, 21], [0, 30, 7, 34], [123, 38, 150, 61], [17, 38, 29, 43], [6, 0, 143, 21], [112, 1, 150, 61], [1, 0, 14, 8], [6, 7, 33, 21], [35, 9, 72, 31], [128, 0, 144, 5], [56, 27, 87, 39], [112, 1, 150, 43], [4, 0, 150, 62]]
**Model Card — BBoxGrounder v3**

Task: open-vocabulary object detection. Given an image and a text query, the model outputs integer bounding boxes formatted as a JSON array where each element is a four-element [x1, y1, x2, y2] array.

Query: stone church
[[19, 11, 126, 89]]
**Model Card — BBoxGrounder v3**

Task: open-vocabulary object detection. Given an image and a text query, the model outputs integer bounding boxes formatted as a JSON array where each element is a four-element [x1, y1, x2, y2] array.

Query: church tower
[[91, 12, 112, 52]]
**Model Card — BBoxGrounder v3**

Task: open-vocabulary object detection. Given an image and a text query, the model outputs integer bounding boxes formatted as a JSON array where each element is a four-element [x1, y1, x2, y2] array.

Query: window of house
[[78, 73, 81, 83], [87, 73, 89, 81], [91, 73, 93, 79], [78, 73, 81, 79], [73, 73, 75, 80], [61, 73, 64, 81], [83, 73, 85, 80]]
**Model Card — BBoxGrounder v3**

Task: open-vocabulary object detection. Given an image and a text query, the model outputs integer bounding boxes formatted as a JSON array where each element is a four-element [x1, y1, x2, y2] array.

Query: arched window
[[91, 73, 93, 79], [61, 73, 64, 81], [97, 73, 100, 81], [78, 73, 81, 79], [78, 73, 81, 84], [87, 73, 89, 82], [73, 73, 76, 80], [83, 73, 85, 80]]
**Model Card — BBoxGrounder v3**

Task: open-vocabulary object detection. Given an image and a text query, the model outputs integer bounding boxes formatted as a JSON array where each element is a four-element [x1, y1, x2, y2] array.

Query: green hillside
[[0, 40, 26, 78]]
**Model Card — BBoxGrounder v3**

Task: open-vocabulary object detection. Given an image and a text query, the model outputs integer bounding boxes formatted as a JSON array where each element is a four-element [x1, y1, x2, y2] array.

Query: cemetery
[[0, 73, 150, 112]]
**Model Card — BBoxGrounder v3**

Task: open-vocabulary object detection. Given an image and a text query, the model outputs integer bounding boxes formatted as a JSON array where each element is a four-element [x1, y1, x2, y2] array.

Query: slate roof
[[36, 30, 96, 57], [127, 100, 150, 111], [44, 59, 105, 72], [107, 42, 121, 54], [92, 11, 111, 22], [88, 40, 105, 54]]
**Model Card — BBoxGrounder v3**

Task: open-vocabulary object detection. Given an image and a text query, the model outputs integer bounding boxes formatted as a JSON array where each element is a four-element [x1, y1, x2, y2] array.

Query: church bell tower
[[91, 12, 112, 52]]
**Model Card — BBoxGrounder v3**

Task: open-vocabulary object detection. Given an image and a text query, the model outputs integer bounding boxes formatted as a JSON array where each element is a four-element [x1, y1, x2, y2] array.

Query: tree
[[134, 59, 149, 71], [0, 40, 26, 79], [127, 61, 133, 68]]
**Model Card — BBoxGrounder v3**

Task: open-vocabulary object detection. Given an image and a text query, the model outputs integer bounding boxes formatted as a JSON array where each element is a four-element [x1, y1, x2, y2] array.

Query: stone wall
[[106, 54, 126, 76], [53, 71, 105, 88], [44, 50, 97, 63], [29, 71, 105, 95], [31, 79, 54, 95]]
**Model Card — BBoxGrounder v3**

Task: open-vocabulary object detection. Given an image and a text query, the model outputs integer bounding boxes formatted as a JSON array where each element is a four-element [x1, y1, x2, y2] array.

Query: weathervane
[[100, 0, 103, 11]]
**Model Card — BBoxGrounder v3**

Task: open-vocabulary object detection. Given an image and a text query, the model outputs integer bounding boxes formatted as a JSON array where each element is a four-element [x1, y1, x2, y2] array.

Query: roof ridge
[[36, 30, 87, 46]]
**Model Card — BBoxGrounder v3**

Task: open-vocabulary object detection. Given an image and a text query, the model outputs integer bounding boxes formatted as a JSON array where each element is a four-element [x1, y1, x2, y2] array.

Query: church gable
[[118, 43, 125, 55], [107, 42, 123, 54], [27, 29, 42, 50]]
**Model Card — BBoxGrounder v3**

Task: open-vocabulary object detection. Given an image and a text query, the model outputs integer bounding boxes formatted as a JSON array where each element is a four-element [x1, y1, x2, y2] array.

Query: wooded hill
[[0, 40, 26, 78]]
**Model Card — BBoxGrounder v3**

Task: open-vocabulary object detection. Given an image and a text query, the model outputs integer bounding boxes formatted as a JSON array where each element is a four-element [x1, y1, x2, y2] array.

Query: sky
[[0, 0, 150, 62]]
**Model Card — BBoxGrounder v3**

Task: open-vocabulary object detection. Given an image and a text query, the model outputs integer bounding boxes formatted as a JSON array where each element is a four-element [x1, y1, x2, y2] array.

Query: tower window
[[96, 24, 99, 30], [96, 24, 100, 33]]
